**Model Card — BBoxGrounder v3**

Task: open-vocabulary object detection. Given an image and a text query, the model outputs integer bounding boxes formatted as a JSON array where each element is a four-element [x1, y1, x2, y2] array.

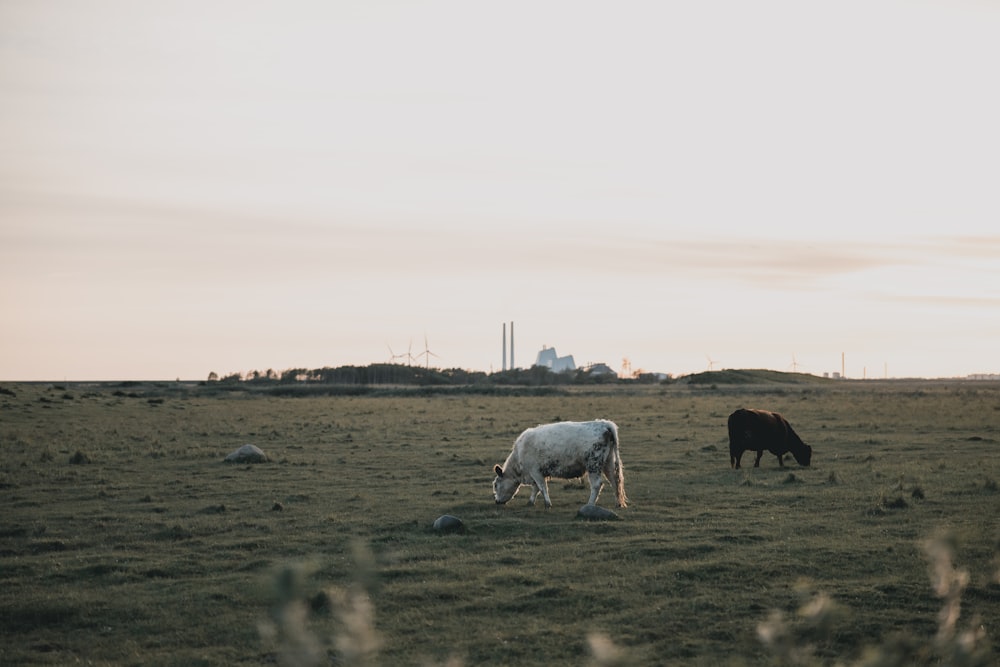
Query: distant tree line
[[205, 364, 670, 387]]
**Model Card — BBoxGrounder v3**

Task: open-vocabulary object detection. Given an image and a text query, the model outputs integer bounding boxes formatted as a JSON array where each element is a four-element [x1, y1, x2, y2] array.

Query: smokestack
[[510, 321, 515, 370], [502, 323, 507, 372]]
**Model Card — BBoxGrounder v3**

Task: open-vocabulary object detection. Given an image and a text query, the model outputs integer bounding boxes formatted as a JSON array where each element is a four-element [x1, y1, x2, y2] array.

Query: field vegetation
[[1, 379, 998, 665]]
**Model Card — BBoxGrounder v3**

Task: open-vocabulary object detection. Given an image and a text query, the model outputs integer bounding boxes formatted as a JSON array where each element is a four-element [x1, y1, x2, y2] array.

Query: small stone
[[576, 504, 620, 521], [224, 444, 268, 464], [432, 514, 465, 533]]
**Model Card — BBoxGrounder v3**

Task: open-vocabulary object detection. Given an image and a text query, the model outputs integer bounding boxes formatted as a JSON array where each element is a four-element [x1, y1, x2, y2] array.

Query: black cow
[[728, 408, 812, 469]]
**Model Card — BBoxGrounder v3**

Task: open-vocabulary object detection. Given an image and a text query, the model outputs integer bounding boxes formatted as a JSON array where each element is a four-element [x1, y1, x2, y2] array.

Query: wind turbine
[[386, 344, 404, 364], [416, 334, 439, 369], [789, 353, 801, 372], [387, 341, 416, 365], [706, 355, 718, 371]]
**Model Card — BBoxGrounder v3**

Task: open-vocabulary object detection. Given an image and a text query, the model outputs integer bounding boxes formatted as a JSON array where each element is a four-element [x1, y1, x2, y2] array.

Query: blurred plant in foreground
[[919, 532, 990, 667], [756, 582, 846, 667], [755, 532, 993, 667], [260, 533, 993, 666], [259, 542, 381, 667]]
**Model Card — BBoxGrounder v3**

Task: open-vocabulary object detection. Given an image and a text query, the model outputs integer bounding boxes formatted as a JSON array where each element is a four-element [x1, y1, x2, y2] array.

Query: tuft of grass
[[868, 489, 910, 515], [886, 496, 909, 510], [68, 450, 90, 464]]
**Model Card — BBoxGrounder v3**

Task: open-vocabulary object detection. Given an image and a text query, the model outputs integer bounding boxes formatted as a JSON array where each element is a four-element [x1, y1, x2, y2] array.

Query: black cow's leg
[[753, 450, 763, 467], [777, 454, 785, 467]]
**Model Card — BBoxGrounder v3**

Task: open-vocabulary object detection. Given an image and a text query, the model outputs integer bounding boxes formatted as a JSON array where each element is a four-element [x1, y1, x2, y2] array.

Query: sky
[[2, 0, 999, 381]]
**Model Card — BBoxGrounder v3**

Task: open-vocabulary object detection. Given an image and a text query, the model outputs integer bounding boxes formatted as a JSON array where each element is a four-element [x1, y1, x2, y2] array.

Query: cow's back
[[517, 420, 613, 461], [729, 408, 783, 435]]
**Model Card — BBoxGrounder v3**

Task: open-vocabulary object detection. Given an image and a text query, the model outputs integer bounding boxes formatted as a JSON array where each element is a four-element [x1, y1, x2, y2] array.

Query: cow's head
[[493, 464, 520, 504], [792, 442, 812, 467]]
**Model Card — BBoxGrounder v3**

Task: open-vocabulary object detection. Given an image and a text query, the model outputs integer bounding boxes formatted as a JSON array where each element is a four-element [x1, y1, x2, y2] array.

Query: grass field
[[1, 380, 998, 665]]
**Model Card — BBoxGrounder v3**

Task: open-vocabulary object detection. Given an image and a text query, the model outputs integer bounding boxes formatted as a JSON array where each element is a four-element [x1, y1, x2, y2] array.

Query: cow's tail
[[608, 422, 628, 508]]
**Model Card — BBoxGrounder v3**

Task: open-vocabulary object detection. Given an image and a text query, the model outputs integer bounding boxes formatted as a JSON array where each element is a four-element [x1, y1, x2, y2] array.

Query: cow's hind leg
[[585, 471, 604, 506]]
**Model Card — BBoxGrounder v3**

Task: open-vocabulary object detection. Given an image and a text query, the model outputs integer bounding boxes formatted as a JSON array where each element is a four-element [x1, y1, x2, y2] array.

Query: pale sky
[[2, 0, 999, 381]]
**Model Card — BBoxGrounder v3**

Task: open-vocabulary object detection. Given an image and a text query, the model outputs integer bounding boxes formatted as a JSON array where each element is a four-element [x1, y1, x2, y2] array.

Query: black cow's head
[[791, 442, 812, 466]]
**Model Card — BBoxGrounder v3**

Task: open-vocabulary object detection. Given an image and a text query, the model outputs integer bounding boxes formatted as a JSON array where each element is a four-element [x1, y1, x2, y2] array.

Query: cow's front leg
[[527, 484, 540, 506], [585, 471, 604, 505], [777, 453, 785, 467], [753, 450, 764, 467], [528, 472, 552, 508], [539, 481, 553, 508]]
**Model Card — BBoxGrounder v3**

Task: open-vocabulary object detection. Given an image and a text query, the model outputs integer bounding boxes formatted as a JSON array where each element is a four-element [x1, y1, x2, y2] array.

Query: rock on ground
[[224, 444, 269, 464], [432, 514, 465, 533], [576, 504, 620, 521]]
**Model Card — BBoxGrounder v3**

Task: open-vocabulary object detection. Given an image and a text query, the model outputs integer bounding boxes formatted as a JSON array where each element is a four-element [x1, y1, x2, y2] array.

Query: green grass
[[1, 381, 998, 665]]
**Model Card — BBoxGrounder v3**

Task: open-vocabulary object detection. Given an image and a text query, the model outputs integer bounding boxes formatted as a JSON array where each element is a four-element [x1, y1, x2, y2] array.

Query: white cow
[[492, 419, 627, 508]]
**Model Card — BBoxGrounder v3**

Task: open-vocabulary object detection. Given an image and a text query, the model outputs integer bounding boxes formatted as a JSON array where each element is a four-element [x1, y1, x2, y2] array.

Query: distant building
[[584, 362, 617, 377], [534, 345, 576, 373]]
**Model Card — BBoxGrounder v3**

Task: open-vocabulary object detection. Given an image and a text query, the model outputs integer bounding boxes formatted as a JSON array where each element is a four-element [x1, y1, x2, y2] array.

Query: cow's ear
[[494, 464, 503, 477]]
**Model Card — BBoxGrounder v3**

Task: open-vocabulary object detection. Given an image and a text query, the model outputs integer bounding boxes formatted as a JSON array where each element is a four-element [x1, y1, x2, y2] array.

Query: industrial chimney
[[510, 321, 515, 370], [502, 323, 507, 371]]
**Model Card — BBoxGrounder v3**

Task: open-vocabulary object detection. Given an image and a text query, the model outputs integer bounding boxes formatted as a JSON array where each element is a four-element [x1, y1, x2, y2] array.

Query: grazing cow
[[728, 408, 812, 469], [493, 419, 627, 508]]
